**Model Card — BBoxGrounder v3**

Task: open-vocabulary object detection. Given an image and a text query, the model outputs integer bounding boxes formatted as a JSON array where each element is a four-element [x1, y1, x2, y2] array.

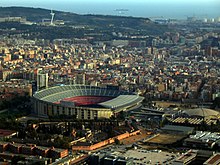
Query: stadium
[[32, 85, 144, 119]]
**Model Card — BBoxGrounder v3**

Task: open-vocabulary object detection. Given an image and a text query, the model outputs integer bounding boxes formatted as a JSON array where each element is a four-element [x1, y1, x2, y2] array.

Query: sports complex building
[[32, 85, 144, 119]]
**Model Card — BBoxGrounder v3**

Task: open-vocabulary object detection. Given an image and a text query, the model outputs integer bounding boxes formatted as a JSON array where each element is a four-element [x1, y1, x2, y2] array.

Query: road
[[0, 109, 8, 114]]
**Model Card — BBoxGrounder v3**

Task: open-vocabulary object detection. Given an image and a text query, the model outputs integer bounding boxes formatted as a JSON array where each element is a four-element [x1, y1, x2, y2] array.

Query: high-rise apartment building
[[37, 70, 48, 91]]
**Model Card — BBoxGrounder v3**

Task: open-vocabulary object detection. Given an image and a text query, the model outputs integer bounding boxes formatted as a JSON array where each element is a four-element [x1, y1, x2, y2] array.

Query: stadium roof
[[98, 95, 144, 110], [183, 108, 220, 118], [33, 85, 129, 102], [33, 85, 144, 111]]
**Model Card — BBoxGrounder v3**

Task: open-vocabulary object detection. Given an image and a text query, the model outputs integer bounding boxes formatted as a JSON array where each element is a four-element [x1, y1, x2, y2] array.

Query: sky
[[1, 0, 220, 19]]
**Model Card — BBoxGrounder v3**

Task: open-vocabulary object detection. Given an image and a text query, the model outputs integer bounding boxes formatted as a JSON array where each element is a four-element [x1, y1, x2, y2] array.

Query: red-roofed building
[[33, 146, 50, 157], [20, 144, 36, 155], [0, 129, 17, 140], [48, 147, 68, 159], [203, 153, 220, 165], [8, 143, 22, 154], [0, 142, 9, 153]]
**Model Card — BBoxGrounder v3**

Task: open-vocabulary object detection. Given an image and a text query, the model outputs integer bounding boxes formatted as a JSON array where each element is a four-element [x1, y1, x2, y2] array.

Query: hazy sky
[[1, 0, 220, 19]]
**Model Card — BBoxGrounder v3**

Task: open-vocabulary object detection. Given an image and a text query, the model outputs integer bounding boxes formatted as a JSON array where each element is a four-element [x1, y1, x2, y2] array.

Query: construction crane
[[50, 9, 55, 25]]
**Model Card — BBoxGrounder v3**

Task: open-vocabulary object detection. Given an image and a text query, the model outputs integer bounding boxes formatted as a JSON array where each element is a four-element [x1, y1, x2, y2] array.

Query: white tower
[[50, 9, 55, 25]]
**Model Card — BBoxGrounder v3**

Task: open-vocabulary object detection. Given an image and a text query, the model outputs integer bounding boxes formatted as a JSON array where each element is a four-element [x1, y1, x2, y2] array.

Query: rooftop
[[204, 153, 220, 165], [99, 95, 144, 110], [174, 150, 197, 164], [0, 129, 17, 138], [183, 108, 220, 119], [161, 125, 194, 134], [189, 131, 220, 142]]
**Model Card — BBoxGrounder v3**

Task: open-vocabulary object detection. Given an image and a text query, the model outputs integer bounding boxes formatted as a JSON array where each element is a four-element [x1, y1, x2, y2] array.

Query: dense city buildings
[[0, 5, 220, 165]]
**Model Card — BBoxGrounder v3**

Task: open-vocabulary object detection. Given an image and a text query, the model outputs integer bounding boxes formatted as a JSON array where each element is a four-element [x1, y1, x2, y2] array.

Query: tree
[[160, 117, 169, 127], [213, 97, 220, 108], [11, 155, 25, 165], [184, 119, 189, 125], [114, 138, 120, 145]]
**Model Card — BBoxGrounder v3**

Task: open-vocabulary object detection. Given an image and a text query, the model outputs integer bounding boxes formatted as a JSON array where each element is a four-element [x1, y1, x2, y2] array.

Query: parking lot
[[123, 149, 178, 164], [101, 145, 179, 165]]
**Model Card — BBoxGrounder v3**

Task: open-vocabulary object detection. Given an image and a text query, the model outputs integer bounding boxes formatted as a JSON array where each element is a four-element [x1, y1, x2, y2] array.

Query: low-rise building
[[0, 129, 17, 140], [173, 149, 197, 165], [0, 142, 9, 153], [34, 146, 50, 157], [48, 147, 68, 159], [20, 144, 36, 155], [203, 153, 220, 165]]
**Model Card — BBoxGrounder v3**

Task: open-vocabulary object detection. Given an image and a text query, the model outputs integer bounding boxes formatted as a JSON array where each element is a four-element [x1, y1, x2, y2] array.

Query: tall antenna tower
[[50, 9, 55, 25]]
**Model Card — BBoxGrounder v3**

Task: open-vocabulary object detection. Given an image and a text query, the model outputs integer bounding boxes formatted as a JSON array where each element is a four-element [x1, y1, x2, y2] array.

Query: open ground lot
[[153, 101, 182, 108], [144, 133, 185, 145]]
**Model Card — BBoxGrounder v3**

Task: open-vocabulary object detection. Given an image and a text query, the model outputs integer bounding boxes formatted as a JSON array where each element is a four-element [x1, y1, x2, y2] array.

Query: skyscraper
[[37, 70, 48, 91]]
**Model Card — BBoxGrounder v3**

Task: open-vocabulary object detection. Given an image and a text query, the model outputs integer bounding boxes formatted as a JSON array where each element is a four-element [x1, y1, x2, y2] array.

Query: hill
[[0, 7, 171, 40], [0, 7, 168, 32]]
